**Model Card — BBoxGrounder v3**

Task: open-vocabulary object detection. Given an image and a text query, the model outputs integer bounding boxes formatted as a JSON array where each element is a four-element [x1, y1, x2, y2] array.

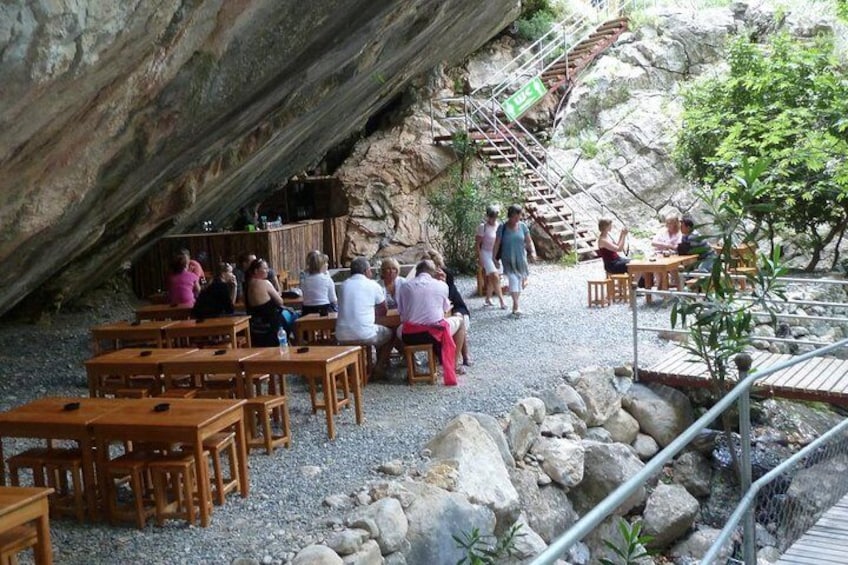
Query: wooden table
[[0, 398, 123, 520], [162, 316, 251, 348], [91, 398, 248, 528], [627, 254, 698, 303], [160, 348, 265, 397], [135, 303, 194, 321], [84, 348, 198, 397], [295, 310, 400, 345], [242, 346, 363, 440], [0, 486, 53, 564], [90, 320, 178, 355]]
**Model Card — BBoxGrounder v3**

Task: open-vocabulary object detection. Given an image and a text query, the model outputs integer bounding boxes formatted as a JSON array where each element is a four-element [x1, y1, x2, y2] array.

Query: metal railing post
[[631, 283, 639, 380], [735, 353, 756, 565]]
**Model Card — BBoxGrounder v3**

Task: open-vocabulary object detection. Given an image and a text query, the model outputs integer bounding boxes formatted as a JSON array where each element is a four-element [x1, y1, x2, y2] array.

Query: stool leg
[[261, 408, 273, 454], [183, 467, 196, 526], [210, 451, 224, 506], [131, 470, 146, 529]]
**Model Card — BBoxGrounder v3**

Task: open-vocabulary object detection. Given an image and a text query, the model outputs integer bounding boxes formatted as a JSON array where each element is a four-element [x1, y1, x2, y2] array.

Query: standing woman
[[597, 218, 630, 274], [300, 250, 338, 315], [476, 205, 506, 309], [493, 204, 536, 317]]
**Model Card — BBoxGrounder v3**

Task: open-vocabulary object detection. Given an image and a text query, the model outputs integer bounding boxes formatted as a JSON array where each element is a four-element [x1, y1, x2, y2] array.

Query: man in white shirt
[[336, 257, 393, 378]]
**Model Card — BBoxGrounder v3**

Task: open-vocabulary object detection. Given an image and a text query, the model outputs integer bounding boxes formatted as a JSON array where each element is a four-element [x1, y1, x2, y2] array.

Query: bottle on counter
[[277, 327, 288, 353]]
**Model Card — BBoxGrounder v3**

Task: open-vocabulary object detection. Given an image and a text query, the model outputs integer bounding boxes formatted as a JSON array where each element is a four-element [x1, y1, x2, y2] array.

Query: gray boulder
[[341, 540, 383, 565], [673, 451, 712, 497], [518, 397, 547, 425], [326, 529, 370, 556], [505, 403, 539, 460], [622, 383, 693, 447], [402, 481, 496, 565], [503, 516, 548, 562], [669, 527, 733, 563], [508, 467, 579, 544], [531, 437, 585, 489], [567, 366, 622, 426], [426, 414, 520, 529], [348, 497, 407, 554], [541, 411, 586, 439], [642, 483, 699, 548], [632, 433, 660, 460], [584, 516, 654, 565], [602, 408, 640, 445], [292, 545, 344, 565], [572, 441, 646, 515], [585, 427, 613, 443], [541, 383, 588, 420], [469, 412, 515, 469]]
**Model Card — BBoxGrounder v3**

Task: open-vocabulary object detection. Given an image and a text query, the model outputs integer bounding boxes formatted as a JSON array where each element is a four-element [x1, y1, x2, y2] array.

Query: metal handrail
[[703, 414, 848, 563], [530, 338, 848, 564]]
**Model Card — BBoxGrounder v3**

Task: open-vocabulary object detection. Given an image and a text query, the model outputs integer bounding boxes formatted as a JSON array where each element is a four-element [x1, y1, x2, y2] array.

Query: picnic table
[[135, 302, 193, 321], [90, 319, 178, 355], [294, 310, 401, 346], [0, 486, 53, 564], [242, 346, 364, 440], [84, 348, 198, 397], [162, 316, 251, 348], [627, 254, 698, 303]]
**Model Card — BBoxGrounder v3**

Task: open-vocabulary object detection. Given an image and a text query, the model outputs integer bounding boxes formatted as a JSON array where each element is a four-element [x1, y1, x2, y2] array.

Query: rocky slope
[[0, 0, 519, 316]]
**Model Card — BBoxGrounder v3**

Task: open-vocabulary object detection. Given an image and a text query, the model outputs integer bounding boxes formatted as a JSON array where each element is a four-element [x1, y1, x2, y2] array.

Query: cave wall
[[0, 0, 520, 315]]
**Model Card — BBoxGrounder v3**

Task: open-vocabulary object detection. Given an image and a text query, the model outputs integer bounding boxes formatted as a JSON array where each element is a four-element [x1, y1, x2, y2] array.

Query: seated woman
[[652, 215, 682, 254], [166, 252, 201, 306], [421, 249, 472, 366], [378, 258, 404, 310], [191, 262, 236, 319], [597, 218, 630, 274], [300, 250, 338, 316], [244, 258, 295, 346]]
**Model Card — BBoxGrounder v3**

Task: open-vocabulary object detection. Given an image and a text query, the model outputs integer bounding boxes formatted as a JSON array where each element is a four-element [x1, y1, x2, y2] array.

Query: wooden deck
[[639, 347, 848, 406], [777, 492, 848, 564]]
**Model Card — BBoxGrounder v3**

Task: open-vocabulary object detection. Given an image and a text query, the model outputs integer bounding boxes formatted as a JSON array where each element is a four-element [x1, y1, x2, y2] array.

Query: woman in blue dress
[[492, 204, 536, 317]]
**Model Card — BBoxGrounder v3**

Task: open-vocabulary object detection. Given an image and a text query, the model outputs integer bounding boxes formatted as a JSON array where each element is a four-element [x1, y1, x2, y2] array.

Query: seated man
[[335, 257, 394, 378], [396, 259, 467, 385], [678, 215, 717, 274]]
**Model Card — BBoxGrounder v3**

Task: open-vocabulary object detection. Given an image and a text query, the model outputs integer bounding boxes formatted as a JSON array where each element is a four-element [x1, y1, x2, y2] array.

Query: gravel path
[[0, 261, 679, 564]]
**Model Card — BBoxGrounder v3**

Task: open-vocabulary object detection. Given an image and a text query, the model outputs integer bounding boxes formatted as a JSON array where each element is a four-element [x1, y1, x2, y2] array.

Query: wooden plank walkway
[[777, 492, 848, 564], [639, 347, 848, 406]]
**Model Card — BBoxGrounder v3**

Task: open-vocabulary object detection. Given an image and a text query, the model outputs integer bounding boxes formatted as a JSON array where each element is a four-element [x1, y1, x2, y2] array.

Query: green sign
[[502, 76, 547, 121]]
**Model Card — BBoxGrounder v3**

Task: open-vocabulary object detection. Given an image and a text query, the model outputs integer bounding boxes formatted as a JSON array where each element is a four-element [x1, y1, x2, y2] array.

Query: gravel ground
[[0, 261, 680, 564]]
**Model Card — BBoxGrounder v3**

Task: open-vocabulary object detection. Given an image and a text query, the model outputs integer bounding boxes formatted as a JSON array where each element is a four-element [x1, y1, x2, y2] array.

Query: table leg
[[233, 418, 249, 497], [352, 360, 363, 426], [323, 371, 336, 440], [79, 438, 99, 521], [34, 497, 53, 565], [93, 436, 110, 523], [192, 435, 211, 527], [0, 436, 5, 486], [644, 273, 655, 304]]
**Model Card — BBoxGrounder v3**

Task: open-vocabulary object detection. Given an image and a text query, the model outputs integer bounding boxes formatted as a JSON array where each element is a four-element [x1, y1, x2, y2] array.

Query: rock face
[[0, 0, 520, 316]]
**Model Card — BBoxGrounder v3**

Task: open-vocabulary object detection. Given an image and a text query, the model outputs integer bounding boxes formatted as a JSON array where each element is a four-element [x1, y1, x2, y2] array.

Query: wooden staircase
[[434, 17, 628, 259]]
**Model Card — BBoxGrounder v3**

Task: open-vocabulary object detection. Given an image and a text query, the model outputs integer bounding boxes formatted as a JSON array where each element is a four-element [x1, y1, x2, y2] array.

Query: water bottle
[[277, 327, 288, 353]]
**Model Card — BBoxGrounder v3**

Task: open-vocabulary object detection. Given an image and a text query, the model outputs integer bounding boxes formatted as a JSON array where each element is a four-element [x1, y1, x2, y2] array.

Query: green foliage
[[520, 0, 553, 18], [675, 32, 848, 270], [837, 0, 848, 20], [428, 167, 522, 274], [454, 523, 524, 565], [559, 250, 579, 267], [671, 161, 786, 392], [600, 519, 653, 565], [516, 9, 557, 41]]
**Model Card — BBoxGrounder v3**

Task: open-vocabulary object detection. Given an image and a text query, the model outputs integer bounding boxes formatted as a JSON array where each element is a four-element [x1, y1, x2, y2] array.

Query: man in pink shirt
[[397, 260, 467, 382]]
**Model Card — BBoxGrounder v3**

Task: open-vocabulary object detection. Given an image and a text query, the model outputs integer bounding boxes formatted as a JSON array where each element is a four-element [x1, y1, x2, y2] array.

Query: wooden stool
[[7, 448, 51, 487], [404, 344, 437, 386], [245, 396, 291, 454], [114, 388, 150, 399], [149, 454, 207, 526], [158, 388, 198, 399], [0, 524, 38, 565], [609, 274, 630, 303], [103, 452, 154, 528], [44, 450, 86, 522], [587, 279, 610, 308], [201, 432, 240, 505]]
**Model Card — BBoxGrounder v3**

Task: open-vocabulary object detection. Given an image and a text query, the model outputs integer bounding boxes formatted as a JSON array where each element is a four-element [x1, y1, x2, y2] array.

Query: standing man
[[336, 257, 394, 379], [397, 259, 467, 385]]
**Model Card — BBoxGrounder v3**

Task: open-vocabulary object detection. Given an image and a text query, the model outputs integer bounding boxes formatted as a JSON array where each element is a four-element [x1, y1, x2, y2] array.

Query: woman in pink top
[[652, 215, 682, 253], [166, 252, 200, 306], [475, 205, 506, 309]]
